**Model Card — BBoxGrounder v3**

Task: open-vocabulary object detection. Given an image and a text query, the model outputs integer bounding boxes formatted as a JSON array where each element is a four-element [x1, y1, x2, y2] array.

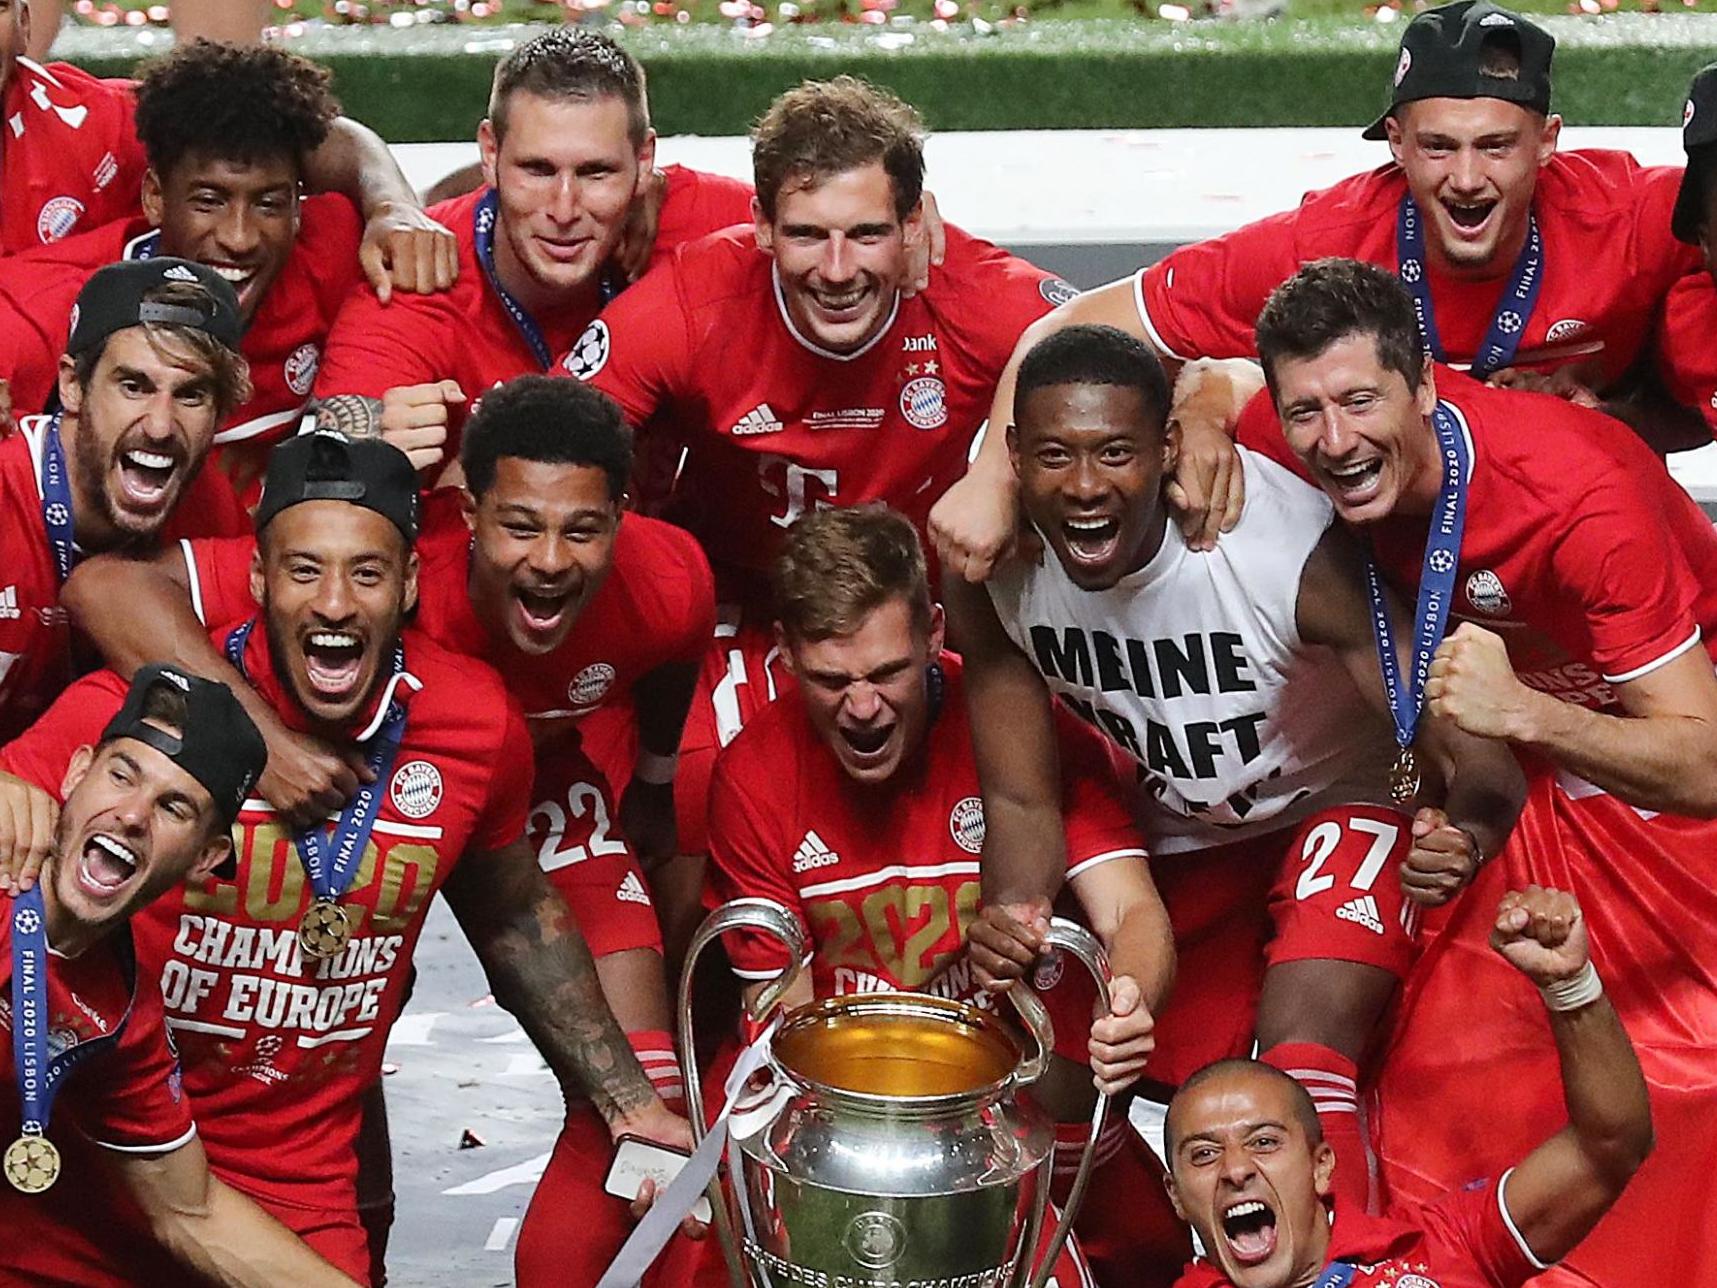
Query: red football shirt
[[0, 60, 143, 255], [1237, 367, 1717, 709], [706, 654, 1147, 1007], [1174, 1174, 1545, 1288], [1654, 270, 1717, 438], [0, 417, 246, 743], [1139, 152, 1696, 392], [570, 224, 1068, 599], [0, 195, 362, 505], [313, 165, 755, 455], [0, 624, 531, 1223], [0, 906, 202, 1284]]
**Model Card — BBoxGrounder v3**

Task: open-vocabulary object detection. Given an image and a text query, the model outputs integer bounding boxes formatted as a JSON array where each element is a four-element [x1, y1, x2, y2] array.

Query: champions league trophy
[[678, 898, 1114, 1288]]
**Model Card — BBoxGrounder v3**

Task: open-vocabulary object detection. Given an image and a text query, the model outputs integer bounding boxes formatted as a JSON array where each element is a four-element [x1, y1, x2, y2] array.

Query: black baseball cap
[[1672, 64, 1717, 245], [66, 258, 244, 358], [100, 664, 267, 874], [1363, 1, 1555, 141], [255, 431, 420, 544]]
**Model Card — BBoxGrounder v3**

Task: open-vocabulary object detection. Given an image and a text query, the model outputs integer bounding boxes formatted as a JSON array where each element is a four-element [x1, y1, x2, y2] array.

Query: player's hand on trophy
[[0, 771, 58, 894], [1401, 805, 1482, 906], [903, 190, 948, 296], [930, 466, 1026, 584], [966, 898, 1053, 991], [259, 724, 375, 832], [359, 201, 460, 304], [1087, 975, 1155, 1095], [1489, 885, 1590, 988], [1426, 622, 1543, 742], [378, 380, 466, 474]]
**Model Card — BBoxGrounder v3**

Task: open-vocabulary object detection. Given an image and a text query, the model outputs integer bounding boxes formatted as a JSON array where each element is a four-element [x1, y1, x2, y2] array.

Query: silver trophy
[[679, 897, 1114, 1288]]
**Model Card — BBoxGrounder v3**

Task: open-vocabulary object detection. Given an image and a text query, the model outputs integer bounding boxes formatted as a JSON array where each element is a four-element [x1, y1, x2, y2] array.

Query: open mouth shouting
[[301, 629, 369, 704], [510, 580, 582, 648], [1061, 514, 1123, 568], [76, 831, 141, 901], [1319, 455, 1384, 509], [111, 440, 186, 520], [837, 720, 896, 771], [1219, 1197, 1280, 1269]]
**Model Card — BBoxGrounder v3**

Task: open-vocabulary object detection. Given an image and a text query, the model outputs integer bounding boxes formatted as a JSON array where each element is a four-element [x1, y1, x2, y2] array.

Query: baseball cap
[[100, 664, 267, 875], [254, 431, 420, 544], [66, 258, 244, 358], [1363, 1, 1555, 141], [1672, 63, 1717, 244]]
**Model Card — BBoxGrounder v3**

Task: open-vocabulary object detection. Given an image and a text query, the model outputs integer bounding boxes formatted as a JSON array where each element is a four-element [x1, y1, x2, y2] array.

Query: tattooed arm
[[440, 839, 693, 1148]]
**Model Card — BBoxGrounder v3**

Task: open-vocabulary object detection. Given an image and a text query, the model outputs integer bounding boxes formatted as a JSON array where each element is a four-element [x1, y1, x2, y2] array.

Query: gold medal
[[4, 1133, 60, 1193], [1388, 747, 1421, 805], [298, 900, 352, 960]]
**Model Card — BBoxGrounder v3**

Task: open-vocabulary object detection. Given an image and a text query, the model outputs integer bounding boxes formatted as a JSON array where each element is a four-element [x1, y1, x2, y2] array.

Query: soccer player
[[0, 257, 247, 745], [0, 4, 449, 271], [0, 41, 452, 506], [0, 432, 695, 1282], [1164, 885, 1650, 1288], [1652, 64, 1717, 438], [564, 74, 1077, 864], [64, 377, 716, 1286], [931, 0, 1703, 582], [311, 26, 755, 474], [1243, 257, 1717, 1282], [707, 504, 1187, 1287], [0, 665, 364, 1286], [948, 324, 1524, 1220]]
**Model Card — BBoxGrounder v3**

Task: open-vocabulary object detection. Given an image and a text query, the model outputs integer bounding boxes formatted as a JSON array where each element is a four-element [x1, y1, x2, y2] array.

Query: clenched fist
[[1426, 622, 1545, 742], [1489, 884, 1589, 988]]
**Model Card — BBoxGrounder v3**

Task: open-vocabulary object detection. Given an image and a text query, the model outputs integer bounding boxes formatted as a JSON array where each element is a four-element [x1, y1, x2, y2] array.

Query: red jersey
[[706, 655, 1146, 1007], [1174, 1174, 1544, 1288], [313, 165, 754, 453], [0, 624, 531, 1222], [1654, 269, 1717, 438], [0, 417, 246, 743], [569, 224, 1068, 597], [1139, 152, 1696, 392], [0, 196, 362, 505], [0, 60, 143, 255], [0, 907, 200, 1286], [1238, 368, 1717, 710]]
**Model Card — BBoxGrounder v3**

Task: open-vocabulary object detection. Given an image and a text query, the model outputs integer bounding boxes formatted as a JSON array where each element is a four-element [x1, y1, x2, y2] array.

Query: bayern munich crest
[[1397, 1276, 1442, 1288], [562, 320, 610, 380], [1546, 317, 1589, 342], [1039, 277, 1080, 307], [284, 343, 321, 397], [900, 375, 948, 430], [36, 195, 83, 244], [1031, 948, 1065, 991], [389, 760, 443, 820], [949, 796, 986, 853], [568, 662, 616, 707], [1464, 569, 1511, 616]]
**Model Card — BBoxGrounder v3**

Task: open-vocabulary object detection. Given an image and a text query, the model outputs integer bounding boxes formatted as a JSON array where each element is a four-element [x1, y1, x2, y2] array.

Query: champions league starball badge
[[1388, 747, 1422, 804], [4, 1133, 60, 1194], [298, 899, 353, 960]]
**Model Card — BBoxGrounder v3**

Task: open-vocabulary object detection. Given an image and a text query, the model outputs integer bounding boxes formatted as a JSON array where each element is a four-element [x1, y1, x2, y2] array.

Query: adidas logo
[[1335, 894, 1385, 936], [162, 264, 199, 282], [730, 403, 783, 436], [791, 830, 840, 873], [0, 586, 16, 621], [616, 871, 652, 906]]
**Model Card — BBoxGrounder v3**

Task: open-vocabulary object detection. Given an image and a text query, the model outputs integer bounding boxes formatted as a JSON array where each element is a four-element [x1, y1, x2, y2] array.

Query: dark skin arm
[[60, 551, 367, 831], [1295, 523, 1526, 904], [1488, 886, 1653, 1264], [623, 659, 701, 968], [438, 837, 691, 1148]]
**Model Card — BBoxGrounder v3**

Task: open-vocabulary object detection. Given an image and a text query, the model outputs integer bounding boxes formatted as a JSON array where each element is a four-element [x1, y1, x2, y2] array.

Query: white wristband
[[1540, 961, 1603, 1013], [634, 751, 679, 786]]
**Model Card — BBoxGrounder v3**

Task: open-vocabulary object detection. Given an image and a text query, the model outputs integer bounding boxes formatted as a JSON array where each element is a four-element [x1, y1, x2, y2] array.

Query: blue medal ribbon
[[38, 417, 76, 585], [1396, 195, 1544, 380], [472, 189, 621, 371], [127, 231, 160, 261], [10, 885, 137, 1142], [1314, 1264, 1358, 1288], [223, 621, 409, 905], [1363, 402, 1470, 757]]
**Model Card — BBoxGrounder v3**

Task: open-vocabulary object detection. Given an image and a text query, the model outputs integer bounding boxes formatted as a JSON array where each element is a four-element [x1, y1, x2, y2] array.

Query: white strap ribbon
[[595, 1021, 779, 1288]]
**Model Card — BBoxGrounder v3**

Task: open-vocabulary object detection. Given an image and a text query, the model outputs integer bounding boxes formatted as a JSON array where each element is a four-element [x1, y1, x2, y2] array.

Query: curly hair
[[460, 375, 633, 503], [751, 76, 925, 222], [134, 40, 340, 179]]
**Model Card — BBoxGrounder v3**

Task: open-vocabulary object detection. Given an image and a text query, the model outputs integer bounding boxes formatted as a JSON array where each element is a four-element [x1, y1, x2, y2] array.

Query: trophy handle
[[1026, 917, 1115, 1288]]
